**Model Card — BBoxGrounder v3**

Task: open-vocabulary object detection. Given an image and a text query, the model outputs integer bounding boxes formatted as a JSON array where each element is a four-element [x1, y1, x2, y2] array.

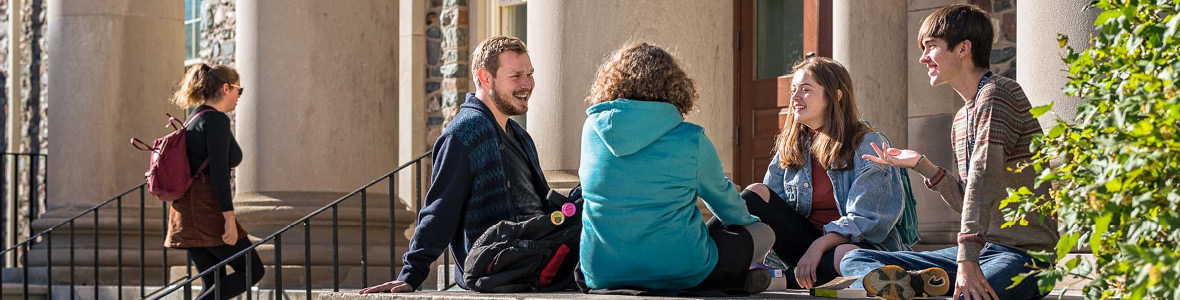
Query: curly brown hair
[[585, 42, 698, 115]]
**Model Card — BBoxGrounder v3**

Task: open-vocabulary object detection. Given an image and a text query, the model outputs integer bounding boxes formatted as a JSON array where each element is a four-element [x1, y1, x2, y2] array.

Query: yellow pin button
[[550, 211, 565, 226]]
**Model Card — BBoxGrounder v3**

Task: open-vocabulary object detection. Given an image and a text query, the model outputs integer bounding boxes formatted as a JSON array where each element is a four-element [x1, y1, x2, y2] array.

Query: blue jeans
[[840, 243, 1049, 300]]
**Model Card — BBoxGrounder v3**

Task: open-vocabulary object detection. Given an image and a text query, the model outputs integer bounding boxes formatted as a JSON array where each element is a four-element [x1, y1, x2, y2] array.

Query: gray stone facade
[[974, 0, 1018, 78], [433, 0, 469, 142], [200, 0, 237, 66], [0, 0, 48, 247], [426, 0, 445, 146]]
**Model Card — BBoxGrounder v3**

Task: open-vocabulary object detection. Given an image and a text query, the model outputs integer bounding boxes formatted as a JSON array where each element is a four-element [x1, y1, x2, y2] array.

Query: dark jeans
[[741, 189, 864, 289], [841, 244, 1050, 300], [187, 238, 266, 300], [693, 220, 756, 293]]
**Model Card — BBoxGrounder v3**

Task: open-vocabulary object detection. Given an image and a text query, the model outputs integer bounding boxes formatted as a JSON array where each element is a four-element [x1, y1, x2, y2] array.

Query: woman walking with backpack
[[164, 63, 264, 300], [746, 57, 930, 291]]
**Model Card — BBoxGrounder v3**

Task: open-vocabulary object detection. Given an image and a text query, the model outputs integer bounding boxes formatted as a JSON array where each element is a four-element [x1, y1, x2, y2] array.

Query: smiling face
[[790, 69, 829, 130], [485, 51, 534, 116], [919, 37, 965, 87]]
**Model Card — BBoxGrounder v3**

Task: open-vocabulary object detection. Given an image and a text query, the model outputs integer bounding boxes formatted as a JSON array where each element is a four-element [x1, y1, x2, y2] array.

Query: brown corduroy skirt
[[165, 176, 249, 248]]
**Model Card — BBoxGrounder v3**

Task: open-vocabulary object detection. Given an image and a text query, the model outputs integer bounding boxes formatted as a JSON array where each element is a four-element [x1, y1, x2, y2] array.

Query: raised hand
[[861, 142, 923, 169]]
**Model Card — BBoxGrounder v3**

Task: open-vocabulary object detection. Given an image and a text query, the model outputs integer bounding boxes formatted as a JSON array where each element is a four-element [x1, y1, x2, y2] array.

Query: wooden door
[[733, 0, 831, 186]]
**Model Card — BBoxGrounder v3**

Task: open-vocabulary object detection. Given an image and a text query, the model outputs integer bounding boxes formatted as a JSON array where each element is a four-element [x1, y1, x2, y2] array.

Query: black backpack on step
[[463, 187, 583, 293]]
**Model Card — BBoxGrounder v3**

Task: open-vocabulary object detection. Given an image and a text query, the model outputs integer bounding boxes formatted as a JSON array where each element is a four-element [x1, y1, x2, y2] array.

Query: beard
[[489, 80, 529, 116]]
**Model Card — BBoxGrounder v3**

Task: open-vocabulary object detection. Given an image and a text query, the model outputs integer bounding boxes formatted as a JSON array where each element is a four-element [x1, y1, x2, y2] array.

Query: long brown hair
[[170, 63, 239, 108], [775, 57, 869, 170], [585, 42, 698, 115]]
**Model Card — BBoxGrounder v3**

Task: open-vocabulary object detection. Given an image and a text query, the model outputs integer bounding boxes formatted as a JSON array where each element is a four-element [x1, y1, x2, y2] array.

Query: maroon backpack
[[131, 109, 216, 202]]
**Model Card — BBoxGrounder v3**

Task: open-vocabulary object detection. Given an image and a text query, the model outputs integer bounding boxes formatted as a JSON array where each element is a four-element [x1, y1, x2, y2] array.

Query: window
[[484, 0, 528, 127], [755, 0, 805, 79], [498, 0, 526, 44], [184, 0, 202, 63]]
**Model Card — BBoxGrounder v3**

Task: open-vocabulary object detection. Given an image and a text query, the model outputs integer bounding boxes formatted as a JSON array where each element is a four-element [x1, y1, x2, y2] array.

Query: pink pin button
[[562, 202, 576, 217]]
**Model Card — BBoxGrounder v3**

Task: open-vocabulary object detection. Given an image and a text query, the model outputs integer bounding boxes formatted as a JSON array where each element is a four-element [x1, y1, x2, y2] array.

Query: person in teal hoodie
[[578, 42, 776, 295]]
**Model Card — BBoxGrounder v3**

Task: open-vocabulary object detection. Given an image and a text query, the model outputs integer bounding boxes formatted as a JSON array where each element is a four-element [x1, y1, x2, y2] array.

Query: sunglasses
[[230, 84, 245, 96]]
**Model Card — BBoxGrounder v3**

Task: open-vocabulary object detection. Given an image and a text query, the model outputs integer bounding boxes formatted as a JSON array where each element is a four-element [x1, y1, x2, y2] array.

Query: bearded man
[[361, 36, 551, 293]]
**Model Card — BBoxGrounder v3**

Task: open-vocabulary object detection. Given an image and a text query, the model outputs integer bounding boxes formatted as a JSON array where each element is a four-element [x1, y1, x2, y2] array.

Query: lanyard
[[963, 71, 993, 181]]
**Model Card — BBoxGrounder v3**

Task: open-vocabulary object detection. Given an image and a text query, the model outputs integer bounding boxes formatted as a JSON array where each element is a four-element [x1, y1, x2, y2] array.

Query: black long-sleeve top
[[184, 105, 242, 211]]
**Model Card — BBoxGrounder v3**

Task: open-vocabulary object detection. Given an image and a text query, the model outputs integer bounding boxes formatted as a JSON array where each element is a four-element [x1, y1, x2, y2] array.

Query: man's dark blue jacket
[[397, 93, 550, 290]]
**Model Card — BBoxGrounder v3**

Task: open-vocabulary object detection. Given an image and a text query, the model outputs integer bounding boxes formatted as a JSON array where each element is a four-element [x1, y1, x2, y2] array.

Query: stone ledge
[[1, 283, 47, 300], [0, 285, 1089, 300], [317, 290, 1086, 300], [321, 290, 828, 300]]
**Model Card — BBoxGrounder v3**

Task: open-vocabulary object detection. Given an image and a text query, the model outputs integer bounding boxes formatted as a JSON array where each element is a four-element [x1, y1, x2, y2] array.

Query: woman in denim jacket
[[744, 57, 908, 290]]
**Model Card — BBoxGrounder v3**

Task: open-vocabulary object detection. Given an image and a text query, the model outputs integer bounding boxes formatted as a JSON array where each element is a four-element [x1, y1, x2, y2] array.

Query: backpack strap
[[182, 108, 219, 128], [130, 138, 153, 151]]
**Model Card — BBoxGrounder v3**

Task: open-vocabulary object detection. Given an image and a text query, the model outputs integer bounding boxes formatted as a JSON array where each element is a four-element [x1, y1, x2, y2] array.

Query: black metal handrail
[[0, 181, 191, 300], [1, 152, 48, 268], [148, 151, 437, 300]]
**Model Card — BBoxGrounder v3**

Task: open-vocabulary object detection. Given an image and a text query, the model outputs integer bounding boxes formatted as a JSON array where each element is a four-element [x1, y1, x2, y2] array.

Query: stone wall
[[425, 0, 444, 146], [438, 0, 468, 137], [426, 0, 469, 146], [0, 0, 48, 247], [974, 0, 1018, 78], [200, 0, 237, 66]]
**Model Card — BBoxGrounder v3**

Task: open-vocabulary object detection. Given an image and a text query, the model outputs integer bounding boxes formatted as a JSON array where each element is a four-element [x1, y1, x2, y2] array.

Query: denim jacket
[[763, 132, 910, 251]]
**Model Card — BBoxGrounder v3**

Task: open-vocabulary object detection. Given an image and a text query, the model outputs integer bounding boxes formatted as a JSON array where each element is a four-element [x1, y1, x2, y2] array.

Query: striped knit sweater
[[913, 75, 1058, 262], [398, 93, 550, 290]]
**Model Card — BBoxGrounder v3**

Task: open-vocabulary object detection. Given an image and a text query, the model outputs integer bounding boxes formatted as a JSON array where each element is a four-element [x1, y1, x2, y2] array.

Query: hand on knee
[[745, 183, 771, 203]]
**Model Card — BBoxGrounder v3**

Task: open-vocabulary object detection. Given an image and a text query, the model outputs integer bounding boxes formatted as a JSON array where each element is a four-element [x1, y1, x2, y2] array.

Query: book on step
[[809, 276, 871, 298]]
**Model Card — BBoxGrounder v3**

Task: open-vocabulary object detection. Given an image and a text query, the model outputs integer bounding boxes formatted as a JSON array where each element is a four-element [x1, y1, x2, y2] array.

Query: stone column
[[398, 0, 426, 210], [1017, 0, 1097, 126], [1016, 0, 1097, 284], [831, 0, 908, 147], [235, 0, 400, 287], [527, 0, 734, 191], [31, 0, 184, 287]]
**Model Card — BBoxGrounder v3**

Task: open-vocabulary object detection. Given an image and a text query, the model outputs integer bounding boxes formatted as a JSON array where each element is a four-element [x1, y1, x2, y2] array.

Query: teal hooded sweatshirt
[[578, 99, 761, 290]]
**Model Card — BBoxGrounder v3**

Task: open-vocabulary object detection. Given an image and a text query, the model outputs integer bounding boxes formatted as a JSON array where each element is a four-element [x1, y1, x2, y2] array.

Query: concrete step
[[1, 284, 1089, 300], [1054, 253, 1097, 291], [1, 283, 48, 300], [545, 170, 580, 196], [5, 266, 177, 286], [315, 290, 1088, 300], [164, 261, 458, 291]]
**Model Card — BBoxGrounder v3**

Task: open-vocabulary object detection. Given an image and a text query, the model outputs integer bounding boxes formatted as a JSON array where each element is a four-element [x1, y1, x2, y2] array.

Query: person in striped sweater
[[841, 4, 1059, 300]]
